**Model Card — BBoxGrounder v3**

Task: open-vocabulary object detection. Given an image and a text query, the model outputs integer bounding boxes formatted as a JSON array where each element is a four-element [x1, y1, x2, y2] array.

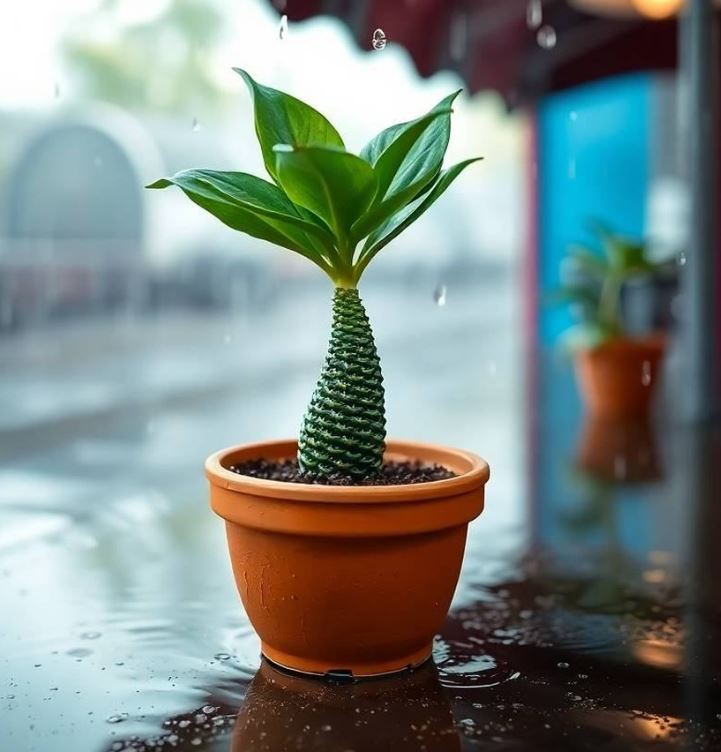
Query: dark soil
[[228, 458, 456, 486]]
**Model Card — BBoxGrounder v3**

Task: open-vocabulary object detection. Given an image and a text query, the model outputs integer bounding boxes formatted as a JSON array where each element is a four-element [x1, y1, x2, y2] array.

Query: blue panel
[[538, 73, 651, 345]]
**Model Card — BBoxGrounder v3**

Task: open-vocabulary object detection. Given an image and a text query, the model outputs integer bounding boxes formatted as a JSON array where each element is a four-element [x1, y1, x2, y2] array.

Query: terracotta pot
[[206, 439, 489, 678], [574, 334, 666, 418], [575, 415, 661, 484], [232, 658, 460, 752]]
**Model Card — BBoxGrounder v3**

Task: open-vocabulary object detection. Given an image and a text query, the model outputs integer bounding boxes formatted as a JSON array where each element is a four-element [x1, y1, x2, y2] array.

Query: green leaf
[[146, 171, 333, 272], [355, 157, 481, 279], [353, 92, 459, 242], [273, 145, 378, 246], [567, 246, 610, 277], [563, 322, 619, 351], [235, 69, 344, 182], [544, 284, 600, 310]]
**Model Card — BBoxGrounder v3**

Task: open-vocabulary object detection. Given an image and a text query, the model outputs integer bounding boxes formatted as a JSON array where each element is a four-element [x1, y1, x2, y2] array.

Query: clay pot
[[232, 658, 459, 752], [574, 335, 666, 418], [575, 415, 661, 485], [206, 439, 489, 677]]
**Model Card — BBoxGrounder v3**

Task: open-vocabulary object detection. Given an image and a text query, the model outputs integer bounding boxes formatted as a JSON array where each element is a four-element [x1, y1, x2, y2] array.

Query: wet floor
[[2, 281, 721, 751]]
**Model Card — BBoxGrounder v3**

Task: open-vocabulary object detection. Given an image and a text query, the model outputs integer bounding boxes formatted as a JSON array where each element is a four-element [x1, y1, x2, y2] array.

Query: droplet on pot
[[536, 25, 557, 49], [434, 284, 447, 307], [106, 713, 128, 724], [678, 252, 686, 266], [641, 360, 652, 386], [279, 14, 288, 40], [372, 28, 387, 50]]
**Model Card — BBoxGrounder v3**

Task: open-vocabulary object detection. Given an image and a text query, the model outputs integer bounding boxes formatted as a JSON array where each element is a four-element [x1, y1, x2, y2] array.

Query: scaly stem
[[298, 288, 386, 479]]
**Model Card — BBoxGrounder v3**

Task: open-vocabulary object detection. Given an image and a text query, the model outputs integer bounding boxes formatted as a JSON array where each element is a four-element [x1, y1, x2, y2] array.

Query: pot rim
[[205, 438, 490, 504]]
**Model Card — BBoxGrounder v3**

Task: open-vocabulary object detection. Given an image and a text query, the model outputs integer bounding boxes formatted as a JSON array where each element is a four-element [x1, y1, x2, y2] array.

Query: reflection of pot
[[206, 439, 489, 677], [232, 658, 460, 752], [575, 415, 660, 484], [574, 335, 666, 418]]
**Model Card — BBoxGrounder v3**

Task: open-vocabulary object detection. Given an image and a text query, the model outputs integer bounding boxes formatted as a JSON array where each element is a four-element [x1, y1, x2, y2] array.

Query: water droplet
[[279, 14, 288, 40], [202, 705, 216, 714], [321, 724, 332, 731], [178, 720, 191, 728], [167, 734, 179, 744], [214, 652, 232, 661], [191, 118, 201, 132], [372, 28, 387, 50], [614, 454, 627, 480], [450, 11, 468, 62], [678, 252, 687, 266], [557, 661, 570, 669], [106, 713, 128, 724], [536, 25, 557, 49], [80, 631, 102, 640], [641, 360, 652, 386], [67, 648, 93, 658], [433, 284, 447, 307], [191, 739, 201, 747], [526, 0, 543, 29]]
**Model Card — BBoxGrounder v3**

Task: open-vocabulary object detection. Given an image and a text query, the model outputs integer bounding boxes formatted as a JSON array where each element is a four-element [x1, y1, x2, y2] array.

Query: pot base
[[261, 642, 433, 679]]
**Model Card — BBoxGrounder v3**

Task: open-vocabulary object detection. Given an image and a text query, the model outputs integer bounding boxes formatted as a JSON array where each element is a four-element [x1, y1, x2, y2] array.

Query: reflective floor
[[2, 282, 720, 751]]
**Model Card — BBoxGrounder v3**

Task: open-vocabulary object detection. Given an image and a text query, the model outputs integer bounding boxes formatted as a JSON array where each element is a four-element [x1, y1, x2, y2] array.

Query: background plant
[[148, 70, 481, 479], [549, 224, 673, 350]]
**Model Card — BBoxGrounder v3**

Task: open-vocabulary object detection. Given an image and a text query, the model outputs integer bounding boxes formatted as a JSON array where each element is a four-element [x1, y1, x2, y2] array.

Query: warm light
[[631, 0, 684, 18], [570, 0, 687, 18]]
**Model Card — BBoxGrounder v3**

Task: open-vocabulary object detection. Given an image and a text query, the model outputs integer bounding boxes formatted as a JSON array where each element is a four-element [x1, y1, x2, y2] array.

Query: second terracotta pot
[[574, 334, 666, 418], [206, 439, 489, 678]]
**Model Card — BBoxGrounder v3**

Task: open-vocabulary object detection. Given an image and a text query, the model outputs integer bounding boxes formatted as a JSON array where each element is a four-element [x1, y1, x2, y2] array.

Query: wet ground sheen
[[1, 288, 720, 751]]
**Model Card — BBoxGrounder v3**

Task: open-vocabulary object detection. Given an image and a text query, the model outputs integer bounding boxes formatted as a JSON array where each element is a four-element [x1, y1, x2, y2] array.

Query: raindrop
[[433, 284, 447, 307], [191, 118, 201, 132], [167, 734, 179, 744], [557, 661, 570, 669], [191, 739, 202, 747], [178, 720, 191, 728], [279, 14, 288, 40], [536, 25, 557, 49], [450, 11, 468, 62], [214, 652, 232, 661], [678, 251, 687, 266], [106, 713, 128, 724], [80, 631, 101, 640], [614, 454, 627, 480], [202, 705, 216, 714], [641, 360, 652, 386], [526, 0, 543, 29], [372, 28, 387, 50]]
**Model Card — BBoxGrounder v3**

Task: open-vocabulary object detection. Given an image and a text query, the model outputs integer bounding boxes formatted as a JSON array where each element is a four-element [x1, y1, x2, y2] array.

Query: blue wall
[[538, 73, 652, 345]]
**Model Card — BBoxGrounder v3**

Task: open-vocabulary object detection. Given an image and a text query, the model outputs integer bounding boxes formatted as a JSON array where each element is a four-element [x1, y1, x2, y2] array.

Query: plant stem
[[598, 273, 623, 335], [298, 288, 386, 478]]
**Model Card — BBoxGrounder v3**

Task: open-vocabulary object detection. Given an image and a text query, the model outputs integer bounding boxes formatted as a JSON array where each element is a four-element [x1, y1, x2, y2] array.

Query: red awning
[[276, 0, 681, 106]]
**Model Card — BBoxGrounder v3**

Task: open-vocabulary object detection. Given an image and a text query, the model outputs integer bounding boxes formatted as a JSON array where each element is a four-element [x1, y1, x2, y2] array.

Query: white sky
[[0, 0, 526, 260]]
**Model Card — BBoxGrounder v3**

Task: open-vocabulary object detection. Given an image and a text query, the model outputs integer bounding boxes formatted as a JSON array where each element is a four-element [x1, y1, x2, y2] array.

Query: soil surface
[[228, 458, 456, 486]]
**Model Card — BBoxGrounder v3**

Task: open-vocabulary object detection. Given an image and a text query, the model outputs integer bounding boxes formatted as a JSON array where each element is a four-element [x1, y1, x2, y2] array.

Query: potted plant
[[148, 71, 490, 677], [550, 225, 670, 418]]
